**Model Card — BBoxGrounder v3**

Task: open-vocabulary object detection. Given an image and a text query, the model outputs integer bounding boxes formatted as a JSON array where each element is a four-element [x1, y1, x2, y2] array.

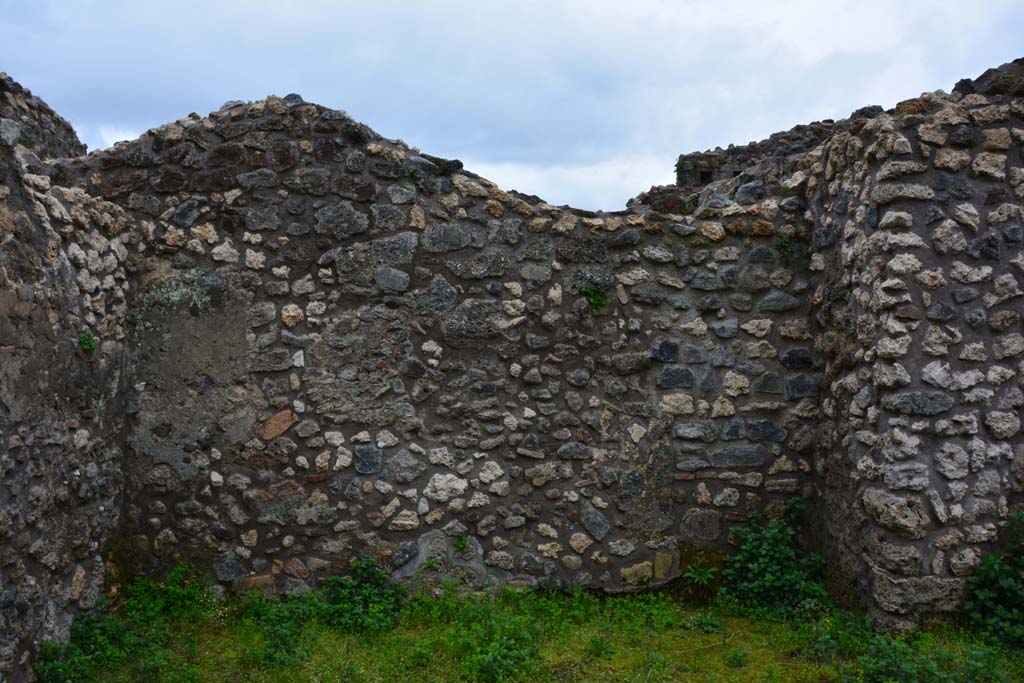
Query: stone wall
[[1, 74, 127, 679], [806, 66, 1024, 628], [0, 57, 1022, 681], [673, 116, 851, 195], [64, 92, 822, 600]]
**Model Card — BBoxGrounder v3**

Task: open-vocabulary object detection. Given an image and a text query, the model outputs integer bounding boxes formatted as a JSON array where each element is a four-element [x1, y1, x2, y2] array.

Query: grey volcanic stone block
[[580, 501, 610, 541], [707, 445, 768, 468], [881, 391, 955, 415], [354, 445, 383, 474], [679, 508, 722, 543]]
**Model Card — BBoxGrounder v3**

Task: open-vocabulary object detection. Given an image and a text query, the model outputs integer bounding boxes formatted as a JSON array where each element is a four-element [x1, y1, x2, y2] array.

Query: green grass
[[57, 603, 838, 682], [39, 505, 1024, 683], [37, 578, 1024, 683]]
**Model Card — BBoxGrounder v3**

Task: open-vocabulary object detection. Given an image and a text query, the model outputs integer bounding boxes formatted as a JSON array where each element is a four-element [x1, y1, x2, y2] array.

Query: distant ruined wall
[[1, 58, 1023, 680]]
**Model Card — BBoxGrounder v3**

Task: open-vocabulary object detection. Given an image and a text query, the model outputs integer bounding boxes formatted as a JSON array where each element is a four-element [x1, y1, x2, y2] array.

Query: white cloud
[[464, 155, 676, 211], [2, 1, 1021, 206], [97, 126, 142, 150]]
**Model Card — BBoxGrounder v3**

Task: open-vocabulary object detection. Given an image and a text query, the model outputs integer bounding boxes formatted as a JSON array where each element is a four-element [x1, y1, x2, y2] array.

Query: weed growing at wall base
[[709, 500, 1020, 683], [966, 511, 1024, 646], [719, 498, 828, 618], [34, 564, 215, 683], [683, 559, 718, 588], [239, 557, 406, 664]]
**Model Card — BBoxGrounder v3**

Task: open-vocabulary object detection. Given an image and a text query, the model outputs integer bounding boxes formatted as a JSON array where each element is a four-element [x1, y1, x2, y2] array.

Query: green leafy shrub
[[123, 563, 217, 623], [320, 558, 406, 632], [242, 592, 323, 665], [78, 329, 97, 353], [674, 157, 689, 177], [35, 564, 214, 683], [34, 612, 123, 683], [719, 498, 828, 617], [406, 587, 626, 681], [840, 635, 1007, 683], [417, 592, 540, 683], [679, 553, 723, 602], [966, 512, 1024, 646], [241, 558, 405, 665], [457, 612, 538, 683], [468, 586, 601, 645], [544, 585, 601, 628]]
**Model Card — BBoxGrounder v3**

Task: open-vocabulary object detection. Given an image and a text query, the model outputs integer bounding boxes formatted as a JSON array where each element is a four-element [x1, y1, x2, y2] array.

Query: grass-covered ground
[[37, 507, 1024, 682], [35, 563, 1024, 683], [127, 600, 1024, 683]]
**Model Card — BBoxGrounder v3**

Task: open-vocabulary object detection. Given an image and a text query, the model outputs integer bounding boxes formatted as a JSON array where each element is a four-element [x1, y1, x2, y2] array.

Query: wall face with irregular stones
[[1, 58, 1023, 680], [84, 96, 823, 598], [1, 74, 127, 680], [809, 65, 1024, 627]]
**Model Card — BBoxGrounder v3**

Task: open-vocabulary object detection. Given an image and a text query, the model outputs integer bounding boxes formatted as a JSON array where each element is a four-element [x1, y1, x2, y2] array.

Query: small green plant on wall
[[453, 535, 469, 553], [579, 286, 608, 313], [776, 233, 809, 266], [78, 329, 97, 353], [776, 234, 796, 260]]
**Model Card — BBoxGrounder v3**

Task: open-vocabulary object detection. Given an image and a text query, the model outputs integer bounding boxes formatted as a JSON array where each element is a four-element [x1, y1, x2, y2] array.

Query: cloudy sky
[[2, 1, 1022, 209]]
